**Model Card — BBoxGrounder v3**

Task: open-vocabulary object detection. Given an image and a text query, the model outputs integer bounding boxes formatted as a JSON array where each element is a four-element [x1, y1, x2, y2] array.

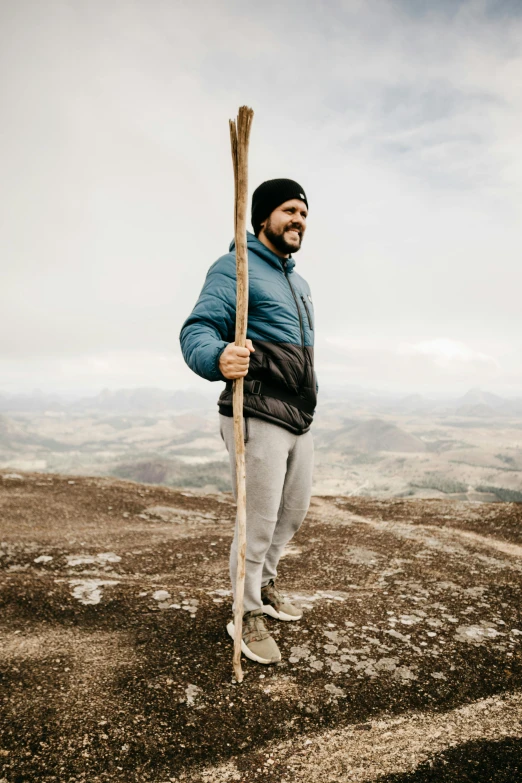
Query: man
[[180, 178, 317, 664]]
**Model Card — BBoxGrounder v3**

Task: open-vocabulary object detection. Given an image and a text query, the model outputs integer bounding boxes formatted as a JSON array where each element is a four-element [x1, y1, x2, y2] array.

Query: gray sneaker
[[226, 609, 281, 664], [261, 580, 302, 621]]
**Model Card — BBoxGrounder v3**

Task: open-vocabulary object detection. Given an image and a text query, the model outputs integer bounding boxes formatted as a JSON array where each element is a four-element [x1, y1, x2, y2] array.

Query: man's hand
[[219, 340, 255, 379]]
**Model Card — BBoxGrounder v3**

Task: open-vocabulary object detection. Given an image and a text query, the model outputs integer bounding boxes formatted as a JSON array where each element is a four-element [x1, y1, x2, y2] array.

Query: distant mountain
[[322, 418, 427, 453], [456, 388, 506, 409], [453, 388, 522, 417], [2, 384, 521, 418], [447, 388, 522, 418], [0, 387, 216, 414]]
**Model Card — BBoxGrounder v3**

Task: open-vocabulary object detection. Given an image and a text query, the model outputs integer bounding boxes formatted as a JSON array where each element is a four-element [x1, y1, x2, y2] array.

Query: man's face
[[260, 198, 308, 256]]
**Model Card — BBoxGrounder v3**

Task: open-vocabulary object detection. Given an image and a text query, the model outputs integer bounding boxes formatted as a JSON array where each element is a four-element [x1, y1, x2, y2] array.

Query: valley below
[[0, 386, 521, 503]]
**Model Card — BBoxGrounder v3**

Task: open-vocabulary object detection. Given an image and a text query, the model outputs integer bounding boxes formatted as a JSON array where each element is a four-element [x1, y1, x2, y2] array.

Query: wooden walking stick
[[229, 105, 254, 683]]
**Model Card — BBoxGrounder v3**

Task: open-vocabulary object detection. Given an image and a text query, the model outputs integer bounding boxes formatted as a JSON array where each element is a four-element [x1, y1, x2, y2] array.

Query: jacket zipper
[[301, 295, 313, 330], [283, 260, 307, 392]]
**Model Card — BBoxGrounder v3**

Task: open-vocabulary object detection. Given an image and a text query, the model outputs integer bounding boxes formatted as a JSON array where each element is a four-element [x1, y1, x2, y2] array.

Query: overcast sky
[[1, 0, 521, 396]]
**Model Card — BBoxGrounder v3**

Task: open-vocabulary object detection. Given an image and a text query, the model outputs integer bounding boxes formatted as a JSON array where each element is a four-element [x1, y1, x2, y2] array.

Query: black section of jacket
[[218, 341, 316, 435]]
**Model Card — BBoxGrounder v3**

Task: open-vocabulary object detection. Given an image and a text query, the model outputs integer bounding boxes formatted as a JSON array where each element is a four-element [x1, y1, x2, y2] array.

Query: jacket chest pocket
[[300, 294, 314, 331]]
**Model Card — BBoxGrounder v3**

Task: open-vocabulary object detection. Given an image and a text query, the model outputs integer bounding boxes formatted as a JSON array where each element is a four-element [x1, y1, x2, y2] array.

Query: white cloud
[[316, 334, 512, 394], [0, 0, 521, 393], [397, 338, 497, 366], [0, 352, 211, 395]]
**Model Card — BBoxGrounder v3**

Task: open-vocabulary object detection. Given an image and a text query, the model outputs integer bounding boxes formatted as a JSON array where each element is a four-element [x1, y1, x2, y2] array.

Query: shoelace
[[243, 613, 270, 643]]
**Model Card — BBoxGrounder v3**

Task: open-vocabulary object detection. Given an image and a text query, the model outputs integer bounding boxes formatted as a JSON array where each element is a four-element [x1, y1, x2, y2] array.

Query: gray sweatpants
[[219, 414, 314, 614]]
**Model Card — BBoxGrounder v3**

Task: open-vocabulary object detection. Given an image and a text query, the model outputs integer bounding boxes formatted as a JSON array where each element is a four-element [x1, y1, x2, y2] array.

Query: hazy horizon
[[1, 381, 521, 403]]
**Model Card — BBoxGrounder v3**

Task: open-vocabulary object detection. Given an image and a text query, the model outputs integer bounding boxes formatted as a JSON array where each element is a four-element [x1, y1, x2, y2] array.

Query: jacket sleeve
[[179, 255, 236, 382]]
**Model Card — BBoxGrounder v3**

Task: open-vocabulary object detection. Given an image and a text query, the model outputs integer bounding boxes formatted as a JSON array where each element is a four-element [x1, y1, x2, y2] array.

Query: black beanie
[[251, 178, 308, 236]]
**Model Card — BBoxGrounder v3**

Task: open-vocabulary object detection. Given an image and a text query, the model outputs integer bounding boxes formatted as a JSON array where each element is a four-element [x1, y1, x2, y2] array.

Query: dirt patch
[[198, 689, 522, 782], [0, 471, 521, 781], [328, 495, 522, 545]]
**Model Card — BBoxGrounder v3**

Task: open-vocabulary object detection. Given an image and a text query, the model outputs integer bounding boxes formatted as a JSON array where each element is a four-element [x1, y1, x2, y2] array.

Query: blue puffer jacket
[[180, 232, 317, 434]]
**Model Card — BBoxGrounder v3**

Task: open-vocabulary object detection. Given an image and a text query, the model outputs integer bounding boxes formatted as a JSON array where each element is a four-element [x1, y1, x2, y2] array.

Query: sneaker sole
[[226, 621, 281, 664], [262, 604, 302, 622]]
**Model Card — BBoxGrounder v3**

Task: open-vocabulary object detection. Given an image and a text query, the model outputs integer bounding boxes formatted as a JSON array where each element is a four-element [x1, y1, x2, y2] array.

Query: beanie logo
[[300, 193, 305, 199]]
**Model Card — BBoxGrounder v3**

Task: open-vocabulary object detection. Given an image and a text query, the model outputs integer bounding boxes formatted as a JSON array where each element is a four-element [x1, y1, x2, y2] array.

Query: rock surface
[[0, 470, 521, 781]]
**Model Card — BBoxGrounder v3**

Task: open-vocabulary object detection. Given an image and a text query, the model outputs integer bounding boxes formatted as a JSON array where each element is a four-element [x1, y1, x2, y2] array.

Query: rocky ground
[[1, 470, 521, 782]]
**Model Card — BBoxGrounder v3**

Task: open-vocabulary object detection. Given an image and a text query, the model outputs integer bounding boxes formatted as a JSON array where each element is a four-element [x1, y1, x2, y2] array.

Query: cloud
[[0, 0, 521, 393], [397, 338, 497, 366], [319, 335, 510, 393], [0, 351, 210, 395]]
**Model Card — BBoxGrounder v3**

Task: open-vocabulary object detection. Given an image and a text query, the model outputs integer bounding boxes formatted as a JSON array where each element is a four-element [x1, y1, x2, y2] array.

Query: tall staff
[[229, 106, 254, 683]]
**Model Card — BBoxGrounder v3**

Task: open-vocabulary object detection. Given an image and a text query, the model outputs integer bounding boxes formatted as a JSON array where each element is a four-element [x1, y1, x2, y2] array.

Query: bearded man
[[180, 178, 317, 664]]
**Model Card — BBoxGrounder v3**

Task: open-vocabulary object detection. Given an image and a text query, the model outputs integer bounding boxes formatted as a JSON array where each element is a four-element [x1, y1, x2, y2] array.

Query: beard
[[263, 217, 303, 255]]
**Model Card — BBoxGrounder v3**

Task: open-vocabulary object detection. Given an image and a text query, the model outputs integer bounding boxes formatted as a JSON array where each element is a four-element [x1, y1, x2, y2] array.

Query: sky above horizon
[[1, 0, 522, 396]]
